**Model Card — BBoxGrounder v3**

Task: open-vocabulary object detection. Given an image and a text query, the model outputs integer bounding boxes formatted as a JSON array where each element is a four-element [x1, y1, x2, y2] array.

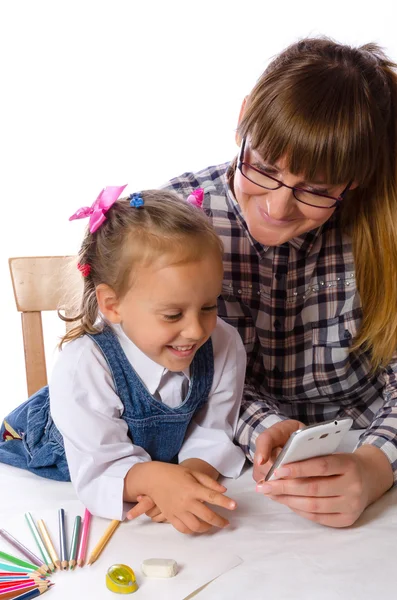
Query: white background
[[1, 0, 397, 413]]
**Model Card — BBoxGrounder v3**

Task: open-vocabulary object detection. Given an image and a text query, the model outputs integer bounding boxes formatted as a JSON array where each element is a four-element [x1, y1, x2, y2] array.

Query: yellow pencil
[[86, 520, 120, 566], [36, 520, 61, 571]]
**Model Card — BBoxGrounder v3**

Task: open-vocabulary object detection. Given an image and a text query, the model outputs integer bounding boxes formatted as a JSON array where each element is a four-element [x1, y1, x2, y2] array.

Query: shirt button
[[344, 330, 352, 339], [274, 319, 282, 331], [275, 272, 283, 281]]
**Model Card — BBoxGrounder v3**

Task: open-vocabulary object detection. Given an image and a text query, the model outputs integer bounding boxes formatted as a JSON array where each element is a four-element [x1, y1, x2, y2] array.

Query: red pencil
[[0, 580, 41, 589]]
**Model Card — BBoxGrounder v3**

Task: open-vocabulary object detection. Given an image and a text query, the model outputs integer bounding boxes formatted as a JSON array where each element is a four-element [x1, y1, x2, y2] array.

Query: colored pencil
[[0, 579, 43, 584], [0, 531, 42, 569], [24, 515, 53, 573], [0, 554, 46, 578], [0, 574, 39, 579], [0, 575, 44, 587], [0, 567, 36, 576], [76, 510, 91, 568], [5, 585, 50, 600], [36, 521, 59, 572], [0, 580, 49, 598], [68, 516, 81, 570], [57, 509, 68, 571], [87, 520, 120, 566], [1, 583, 51, 600]]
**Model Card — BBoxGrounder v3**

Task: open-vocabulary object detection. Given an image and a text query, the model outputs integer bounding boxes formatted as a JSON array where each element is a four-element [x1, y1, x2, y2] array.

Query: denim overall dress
[[0, 327, 214, 481]]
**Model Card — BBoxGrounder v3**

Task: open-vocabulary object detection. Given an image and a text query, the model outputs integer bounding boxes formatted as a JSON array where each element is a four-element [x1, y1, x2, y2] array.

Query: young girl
[[0, 187, 246, 535]]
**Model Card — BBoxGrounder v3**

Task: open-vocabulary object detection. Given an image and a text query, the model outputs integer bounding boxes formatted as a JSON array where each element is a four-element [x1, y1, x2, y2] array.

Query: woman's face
[[233, 144, 348, 247]]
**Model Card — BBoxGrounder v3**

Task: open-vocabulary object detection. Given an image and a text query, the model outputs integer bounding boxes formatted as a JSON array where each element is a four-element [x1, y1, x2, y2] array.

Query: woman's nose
[[264, 186, 296, 219]]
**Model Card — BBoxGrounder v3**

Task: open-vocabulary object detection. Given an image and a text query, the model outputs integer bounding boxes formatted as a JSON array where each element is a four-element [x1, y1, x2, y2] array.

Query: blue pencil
[[58, 509, 68, 570], [7, 583, 50, 598]]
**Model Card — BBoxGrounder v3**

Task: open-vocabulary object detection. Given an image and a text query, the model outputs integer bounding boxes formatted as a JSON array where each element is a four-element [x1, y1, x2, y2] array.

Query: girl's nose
[[181, 317, 205, 341]]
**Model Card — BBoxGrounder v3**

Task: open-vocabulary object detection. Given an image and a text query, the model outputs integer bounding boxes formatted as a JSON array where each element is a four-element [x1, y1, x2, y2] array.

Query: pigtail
[[58, 240, 102, 347]]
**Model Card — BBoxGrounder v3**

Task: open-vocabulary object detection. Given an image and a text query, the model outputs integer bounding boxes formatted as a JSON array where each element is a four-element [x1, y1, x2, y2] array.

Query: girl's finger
[[126, 496, 156, 520], [191, 501, 230, 528], [192, 471, 227, 492], [145, 506, 162, 518], [196, 485, 237, 511], [179, 511, 213, 534], [169, 515, 195, 535], [151, 513, 168, 523]]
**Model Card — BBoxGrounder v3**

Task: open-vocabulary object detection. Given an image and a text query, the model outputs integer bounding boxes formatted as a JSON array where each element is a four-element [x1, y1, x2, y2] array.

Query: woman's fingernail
[[256, 454, 264, 466], [256, 483, 272, 494], [274, 467, 291, 479], [229, 501, 237, 509]]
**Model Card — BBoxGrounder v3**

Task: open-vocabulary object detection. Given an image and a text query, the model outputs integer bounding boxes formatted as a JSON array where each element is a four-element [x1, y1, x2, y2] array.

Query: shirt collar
[[224, 163, 327, 257], [111, 324, 190, 395]]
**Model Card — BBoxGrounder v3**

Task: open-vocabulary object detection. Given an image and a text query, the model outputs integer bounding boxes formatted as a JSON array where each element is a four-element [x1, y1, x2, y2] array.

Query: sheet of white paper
[[0, 505, 242, 600]]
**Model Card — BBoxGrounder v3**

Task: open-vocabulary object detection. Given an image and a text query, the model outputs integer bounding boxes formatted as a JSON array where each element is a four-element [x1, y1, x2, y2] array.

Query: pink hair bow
[[186, 188, 204, 208], [69, 185, 128, 233]]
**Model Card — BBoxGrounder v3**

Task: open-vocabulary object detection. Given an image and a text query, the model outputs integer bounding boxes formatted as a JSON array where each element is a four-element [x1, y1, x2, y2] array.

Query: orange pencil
[[87, 520, 120, 566]]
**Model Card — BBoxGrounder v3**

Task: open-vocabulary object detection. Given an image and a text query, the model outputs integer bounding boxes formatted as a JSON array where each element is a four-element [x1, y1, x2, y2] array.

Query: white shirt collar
[[111, 323, 190, 395]]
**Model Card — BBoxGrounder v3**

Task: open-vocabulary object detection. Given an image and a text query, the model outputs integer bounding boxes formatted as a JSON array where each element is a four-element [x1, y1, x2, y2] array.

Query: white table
[[0, 431, 396, 600]]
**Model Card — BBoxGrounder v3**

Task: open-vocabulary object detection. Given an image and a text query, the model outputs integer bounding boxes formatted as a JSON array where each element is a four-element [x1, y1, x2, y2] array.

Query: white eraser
[[141, 558, 178, 578]]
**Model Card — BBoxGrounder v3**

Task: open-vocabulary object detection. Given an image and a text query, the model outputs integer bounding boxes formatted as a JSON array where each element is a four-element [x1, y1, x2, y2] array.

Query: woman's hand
[[255, 423, 394, 528], [253, 419, 305, 483], [125, 462, 237, 534]]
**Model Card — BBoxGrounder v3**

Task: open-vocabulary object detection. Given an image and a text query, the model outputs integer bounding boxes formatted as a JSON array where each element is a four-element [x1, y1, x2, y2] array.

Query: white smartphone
[[265, 417, 353, 482]]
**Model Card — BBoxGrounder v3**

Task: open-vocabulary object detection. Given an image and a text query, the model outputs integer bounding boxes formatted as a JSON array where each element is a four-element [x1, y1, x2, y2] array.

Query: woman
[[163, 38, 397, 527]]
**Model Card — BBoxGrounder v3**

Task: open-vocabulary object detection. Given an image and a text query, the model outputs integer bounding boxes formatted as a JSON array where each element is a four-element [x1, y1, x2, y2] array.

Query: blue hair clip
[[129, 192, 144, 208]]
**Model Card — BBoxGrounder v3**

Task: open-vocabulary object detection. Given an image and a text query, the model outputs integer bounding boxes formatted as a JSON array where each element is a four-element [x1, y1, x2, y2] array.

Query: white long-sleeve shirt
[[49, 318, 246, 519]]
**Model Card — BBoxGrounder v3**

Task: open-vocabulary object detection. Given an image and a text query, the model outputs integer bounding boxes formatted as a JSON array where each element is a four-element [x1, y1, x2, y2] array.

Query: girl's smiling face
[[97, 251, 223, 372]]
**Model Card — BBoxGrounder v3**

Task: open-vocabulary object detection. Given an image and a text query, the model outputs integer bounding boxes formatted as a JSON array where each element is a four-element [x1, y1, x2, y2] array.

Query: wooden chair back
[[9, 256, 81, 396]]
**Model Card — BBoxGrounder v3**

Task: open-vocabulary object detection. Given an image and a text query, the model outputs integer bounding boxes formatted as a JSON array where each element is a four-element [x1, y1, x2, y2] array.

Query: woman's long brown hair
[[238, 38, 397, 370]]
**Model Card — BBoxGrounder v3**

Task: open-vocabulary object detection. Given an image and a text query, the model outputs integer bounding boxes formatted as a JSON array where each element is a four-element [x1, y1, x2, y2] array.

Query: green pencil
[[0, 561, 35, 574], [24, 513, 54, 572], [0, 550, 47, 576], [68, 516, 81, 570]]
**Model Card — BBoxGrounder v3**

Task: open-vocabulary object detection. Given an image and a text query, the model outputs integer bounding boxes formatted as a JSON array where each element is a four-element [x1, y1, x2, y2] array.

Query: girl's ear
[[96, 284, 122, 323], [235, 95, 248, 146]]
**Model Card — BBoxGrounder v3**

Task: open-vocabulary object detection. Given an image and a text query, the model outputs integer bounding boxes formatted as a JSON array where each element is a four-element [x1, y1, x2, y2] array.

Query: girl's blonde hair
[[237, 37, 397, 370], [60, 189, 223, 346]]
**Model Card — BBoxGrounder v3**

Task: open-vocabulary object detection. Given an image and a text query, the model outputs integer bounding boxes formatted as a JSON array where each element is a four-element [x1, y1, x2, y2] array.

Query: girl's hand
[[125, 462, 237, 534], [255, 442, 393, 528], [131, 495, 168, 523]]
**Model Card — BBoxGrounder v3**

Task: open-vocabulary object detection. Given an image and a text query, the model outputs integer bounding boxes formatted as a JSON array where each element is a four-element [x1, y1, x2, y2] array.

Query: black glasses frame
[[237, 138, 351, 209]]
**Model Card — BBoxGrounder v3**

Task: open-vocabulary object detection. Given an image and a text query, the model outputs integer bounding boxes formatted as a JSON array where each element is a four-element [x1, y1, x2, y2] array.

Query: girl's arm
[[49, 336, 151, 520], [177, 317, 247, 476]]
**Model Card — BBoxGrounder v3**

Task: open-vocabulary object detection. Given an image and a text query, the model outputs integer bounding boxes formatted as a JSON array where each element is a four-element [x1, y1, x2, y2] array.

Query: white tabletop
[[0, 431, 396, 600]]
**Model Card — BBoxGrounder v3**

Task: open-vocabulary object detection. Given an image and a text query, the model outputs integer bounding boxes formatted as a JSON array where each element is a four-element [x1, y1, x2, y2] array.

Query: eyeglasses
[[237, 138, 351, 209]]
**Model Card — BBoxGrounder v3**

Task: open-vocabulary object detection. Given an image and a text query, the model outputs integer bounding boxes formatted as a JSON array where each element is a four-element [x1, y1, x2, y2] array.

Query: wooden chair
[[9, 256, 81, 396]]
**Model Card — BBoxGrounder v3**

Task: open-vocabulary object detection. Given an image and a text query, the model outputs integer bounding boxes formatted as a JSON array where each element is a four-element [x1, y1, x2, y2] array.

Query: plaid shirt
[[164, 162, 397, 481]]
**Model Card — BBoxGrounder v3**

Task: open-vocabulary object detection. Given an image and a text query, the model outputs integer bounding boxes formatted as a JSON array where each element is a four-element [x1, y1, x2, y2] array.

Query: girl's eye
[[202, 305, 217, 312], [163, 314, 182, 321]]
